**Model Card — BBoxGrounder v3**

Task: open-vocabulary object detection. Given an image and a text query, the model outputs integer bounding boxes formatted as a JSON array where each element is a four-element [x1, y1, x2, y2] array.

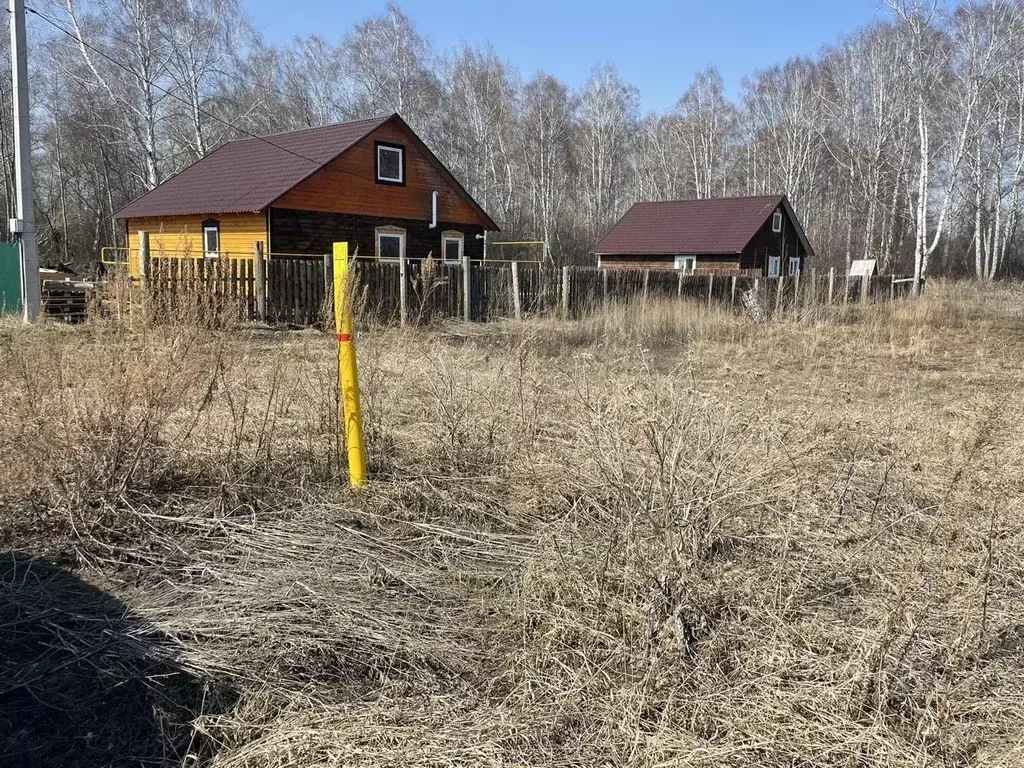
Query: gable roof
[[113, 114, 498, 229], [592, 194, 812, 257]]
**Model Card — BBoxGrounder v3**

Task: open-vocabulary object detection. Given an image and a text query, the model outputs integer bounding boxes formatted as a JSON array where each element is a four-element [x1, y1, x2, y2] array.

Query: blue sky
[[246, 0, 901, 112]]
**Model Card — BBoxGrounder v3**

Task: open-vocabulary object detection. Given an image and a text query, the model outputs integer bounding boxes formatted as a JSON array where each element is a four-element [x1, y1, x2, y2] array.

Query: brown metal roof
[[592, 195, 787, 255], [116, 114, 432, 221]]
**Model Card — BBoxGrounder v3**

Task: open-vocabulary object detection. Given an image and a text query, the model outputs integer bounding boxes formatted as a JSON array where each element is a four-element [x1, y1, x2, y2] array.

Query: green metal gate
[[0, 242, 22, 315]]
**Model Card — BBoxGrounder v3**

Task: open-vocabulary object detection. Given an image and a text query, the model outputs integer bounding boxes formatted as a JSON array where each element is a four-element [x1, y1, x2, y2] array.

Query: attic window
[[376, 142, 404, 184], [772, 212, 783, 233]]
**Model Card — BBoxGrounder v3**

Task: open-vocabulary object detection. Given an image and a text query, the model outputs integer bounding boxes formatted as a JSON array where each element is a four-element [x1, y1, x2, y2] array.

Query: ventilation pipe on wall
[[429, 191, 438, 229]]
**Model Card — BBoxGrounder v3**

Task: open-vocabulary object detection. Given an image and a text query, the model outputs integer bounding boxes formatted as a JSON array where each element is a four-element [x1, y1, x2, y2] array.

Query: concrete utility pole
[[10, 0, 40, 322]]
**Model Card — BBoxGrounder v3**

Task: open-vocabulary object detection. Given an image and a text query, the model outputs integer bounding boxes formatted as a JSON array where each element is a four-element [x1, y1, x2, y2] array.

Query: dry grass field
[[2, 281, 1023, 767]]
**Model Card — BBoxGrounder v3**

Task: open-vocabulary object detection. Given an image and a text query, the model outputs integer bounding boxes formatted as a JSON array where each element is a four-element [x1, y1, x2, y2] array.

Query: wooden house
[[592, 195, 813, 277], [114, 114, 498, 266]]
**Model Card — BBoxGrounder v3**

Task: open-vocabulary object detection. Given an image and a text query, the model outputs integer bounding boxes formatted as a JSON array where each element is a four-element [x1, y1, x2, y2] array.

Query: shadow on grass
[[0, 554, 235, 767]]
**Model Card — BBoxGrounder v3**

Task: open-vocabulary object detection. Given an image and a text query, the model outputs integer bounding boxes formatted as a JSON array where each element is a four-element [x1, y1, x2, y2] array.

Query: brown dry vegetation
[[2, 282, 1024, 767]]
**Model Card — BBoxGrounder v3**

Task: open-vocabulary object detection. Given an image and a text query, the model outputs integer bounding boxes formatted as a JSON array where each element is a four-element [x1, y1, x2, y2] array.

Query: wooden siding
[[269, 208, 484, 261], [127, 213, 267, 258], [740, 205, 808, 273], [272, 122, 490, 228], [599, 254, 743, 274]]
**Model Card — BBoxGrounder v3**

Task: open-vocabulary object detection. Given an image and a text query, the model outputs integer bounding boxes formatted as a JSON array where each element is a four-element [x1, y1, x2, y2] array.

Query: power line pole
[[10, 0, 40, 322]]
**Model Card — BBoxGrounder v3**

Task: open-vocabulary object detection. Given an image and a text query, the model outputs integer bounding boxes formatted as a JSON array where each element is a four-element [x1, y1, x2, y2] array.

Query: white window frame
[[772, 212, 783, 233], [375, 227, 406, 263], [788, 256, 801, 276], [376, 144, 404, 183], [674, 255, 697, 273], [441, 231, 464, 264], [203, 224, 220, 259], [767, 255, 781, 278]]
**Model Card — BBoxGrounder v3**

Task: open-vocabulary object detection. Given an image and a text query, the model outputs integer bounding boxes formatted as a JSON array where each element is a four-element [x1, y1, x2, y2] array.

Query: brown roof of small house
[[592, 195, 791, 255], [113, 114, 498, 229]]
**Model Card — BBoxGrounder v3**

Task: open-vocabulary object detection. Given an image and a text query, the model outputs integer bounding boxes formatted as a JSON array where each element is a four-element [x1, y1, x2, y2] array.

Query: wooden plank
[[254, 242, 266, 321], [137, 230, 150, 281], [562, 265, 570, 318], [323, 254, 331, 328], [511, 260, 522, 321], [399, 249, 408, 326]]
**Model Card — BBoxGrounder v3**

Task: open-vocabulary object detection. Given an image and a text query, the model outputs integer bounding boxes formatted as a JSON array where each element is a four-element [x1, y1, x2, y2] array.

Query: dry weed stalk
[[1, 280, 1023, 766]]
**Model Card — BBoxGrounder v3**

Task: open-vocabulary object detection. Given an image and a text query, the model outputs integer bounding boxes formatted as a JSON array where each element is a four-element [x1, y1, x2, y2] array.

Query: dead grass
[[2, 280, 1024, 766]]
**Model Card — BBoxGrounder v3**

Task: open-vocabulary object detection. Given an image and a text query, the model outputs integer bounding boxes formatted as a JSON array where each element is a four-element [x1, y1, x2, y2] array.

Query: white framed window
[[767, 255, 781, 277], [202, 220, 220, 258], [772, 212, 783, 233], [674, 255, 697, 273], [788, 256, 801, 276], [376, 142, 404, 184], [441, 231, 464, 263], [375, 227, 405, 262]]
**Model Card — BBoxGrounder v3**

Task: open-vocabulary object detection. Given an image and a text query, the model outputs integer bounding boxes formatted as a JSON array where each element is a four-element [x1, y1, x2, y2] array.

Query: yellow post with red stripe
[[333, 242, 368, 488]]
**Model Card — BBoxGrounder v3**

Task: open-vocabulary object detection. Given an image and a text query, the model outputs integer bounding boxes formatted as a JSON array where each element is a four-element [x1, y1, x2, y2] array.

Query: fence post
[[462, 247, 472, 322], [677, 271, 683, 298], [561, 265, 570, 318], [775, 276, 784, 316], [399, 249, 408, 327], [731, 275, 737, 305], [137, 230, 149, 282], [889, 274, 896, 302], [860, 274, 870, 303], [511, 260, 522, 321], [809, 267, 817, 306], [602, 268, 609, 307], [793, 269, 801, 307], [254, 241, 266, 322], [707, 274, 714, 307], [844, 272, 850, 305], [643, 269, 650, 303], [827, 267, 835, 304]]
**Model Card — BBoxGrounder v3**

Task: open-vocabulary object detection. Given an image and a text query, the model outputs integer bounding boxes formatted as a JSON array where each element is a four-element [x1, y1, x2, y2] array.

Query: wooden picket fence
[[141, 254, 916, 327], [561, 266, 916, 319]]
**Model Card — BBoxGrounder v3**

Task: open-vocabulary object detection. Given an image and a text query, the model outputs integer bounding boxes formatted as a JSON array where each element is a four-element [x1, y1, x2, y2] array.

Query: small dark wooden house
[[592, 195, 813, 277], [114, 113, 498, 265]]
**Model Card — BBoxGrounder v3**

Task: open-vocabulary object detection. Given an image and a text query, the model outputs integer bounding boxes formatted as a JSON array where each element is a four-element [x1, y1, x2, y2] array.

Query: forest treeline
[[5, 0, 1024, 278]]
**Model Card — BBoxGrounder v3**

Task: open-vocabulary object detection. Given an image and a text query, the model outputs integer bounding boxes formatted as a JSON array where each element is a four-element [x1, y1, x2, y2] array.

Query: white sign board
[[849, 259, 877, 277]]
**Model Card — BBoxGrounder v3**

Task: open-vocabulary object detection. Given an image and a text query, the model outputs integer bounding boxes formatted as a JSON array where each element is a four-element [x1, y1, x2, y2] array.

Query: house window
[[674, 255, 697, 273], [376, 142, 404, 184], [442, 231, 464, 263], [788, 257, 802, 275], [375, 227, 405, 262], [202, 219, 220, 258], [772, 212, 783, 233], [767, 255, 781, 277]]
